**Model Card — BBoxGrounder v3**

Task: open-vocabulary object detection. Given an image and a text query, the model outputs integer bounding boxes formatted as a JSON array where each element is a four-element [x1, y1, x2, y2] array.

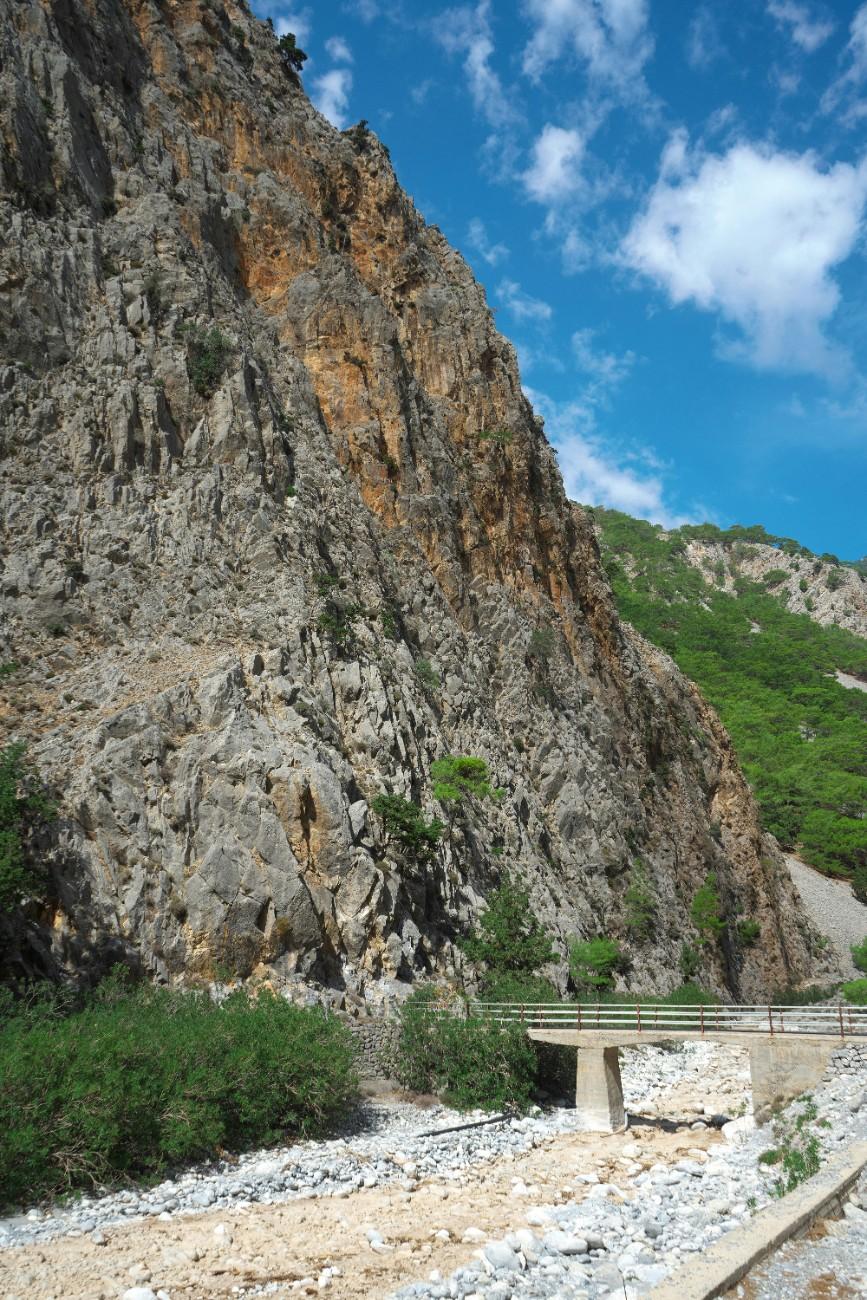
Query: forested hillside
[[592, 510, 867, 891]]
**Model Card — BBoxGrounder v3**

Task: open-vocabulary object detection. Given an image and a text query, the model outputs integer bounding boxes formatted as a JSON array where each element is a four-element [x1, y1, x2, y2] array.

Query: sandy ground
[[0, 1063, 742, 1300], [0, 1126, 720, 1300]]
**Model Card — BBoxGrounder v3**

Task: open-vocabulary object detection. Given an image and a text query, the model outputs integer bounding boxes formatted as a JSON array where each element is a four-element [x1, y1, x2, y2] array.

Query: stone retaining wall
[[347, 1018, 402, 1078], [825, 1041, 867, 1081]]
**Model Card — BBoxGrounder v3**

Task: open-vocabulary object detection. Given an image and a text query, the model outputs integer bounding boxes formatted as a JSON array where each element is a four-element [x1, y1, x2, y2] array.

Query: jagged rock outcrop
[[0, 0, 826, 1002], [681, 540, 867, 640]]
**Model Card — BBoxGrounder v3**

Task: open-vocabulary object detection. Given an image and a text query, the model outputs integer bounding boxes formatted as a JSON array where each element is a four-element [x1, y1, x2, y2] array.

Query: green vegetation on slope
[[591, 509, 867, 881]]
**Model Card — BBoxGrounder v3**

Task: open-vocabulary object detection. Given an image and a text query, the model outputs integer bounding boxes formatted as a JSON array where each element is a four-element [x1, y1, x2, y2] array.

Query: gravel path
[[786, 855, 867, 979], [732, 1168, 867, 1299]]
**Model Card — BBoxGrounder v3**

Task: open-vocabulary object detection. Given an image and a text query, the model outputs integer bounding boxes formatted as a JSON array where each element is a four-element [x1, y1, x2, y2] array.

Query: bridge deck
[[527, 1028, 862, 1049]]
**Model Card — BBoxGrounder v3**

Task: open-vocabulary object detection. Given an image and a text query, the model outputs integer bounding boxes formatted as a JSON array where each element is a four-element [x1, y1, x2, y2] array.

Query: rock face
[[0, 0, 825, 1000]]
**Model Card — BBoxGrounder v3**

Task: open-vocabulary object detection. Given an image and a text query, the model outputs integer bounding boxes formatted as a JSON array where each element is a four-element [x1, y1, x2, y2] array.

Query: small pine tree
[[278, 32, 307, 73], [371, 794, 443, 865], [463, 875, 555, 976]]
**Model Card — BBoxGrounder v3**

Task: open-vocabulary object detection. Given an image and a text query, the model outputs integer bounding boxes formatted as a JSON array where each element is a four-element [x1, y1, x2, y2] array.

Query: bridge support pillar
[[574, 1047, 627, 1133], [748, 1040, 835, 1123]]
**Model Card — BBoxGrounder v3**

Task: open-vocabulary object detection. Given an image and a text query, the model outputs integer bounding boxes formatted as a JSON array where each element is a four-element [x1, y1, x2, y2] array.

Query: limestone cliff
[[0, 0, 825, 1002]]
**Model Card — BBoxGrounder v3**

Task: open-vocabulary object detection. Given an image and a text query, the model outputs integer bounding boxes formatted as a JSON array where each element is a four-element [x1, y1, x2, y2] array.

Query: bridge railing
[[432, 1001, 867, 1038]]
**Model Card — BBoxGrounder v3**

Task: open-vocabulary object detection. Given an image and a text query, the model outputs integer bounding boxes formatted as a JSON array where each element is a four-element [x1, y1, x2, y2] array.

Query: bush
[[0, 982, 356, 1208], [463, 875, 555, 976], [764, 1096, 822, 1198], [0, 743, 54, 911], [690, 873, 726, 945], [853, 864, 867, 906], [623, 859, 656, 941], [395, 986, 536, 1110], [431, 755, 494, 807], [852, 937, 867, 974], [569, 937, 624, 992], [184, 325, 231, 396], [842, 978, 867, 1005], [414, 659, 440, 692], [737, 918, 761, 947], [480, 971, 558, 1003], [679, 942, 701, 981]]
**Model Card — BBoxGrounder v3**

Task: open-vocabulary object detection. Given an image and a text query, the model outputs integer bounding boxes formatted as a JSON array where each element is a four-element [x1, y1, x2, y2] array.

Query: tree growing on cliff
[[278, 32, 307, 74], [463, 874, 555, 979], [371, 794, 443, 866]]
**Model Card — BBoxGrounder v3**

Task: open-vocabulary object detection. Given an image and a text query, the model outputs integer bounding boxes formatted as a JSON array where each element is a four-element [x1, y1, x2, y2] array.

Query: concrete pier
[[574, 1047, 627, 1133]]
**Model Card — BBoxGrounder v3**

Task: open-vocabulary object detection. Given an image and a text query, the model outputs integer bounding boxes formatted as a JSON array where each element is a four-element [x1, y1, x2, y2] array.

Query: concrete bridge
[[468, 1002, 867, 1132]]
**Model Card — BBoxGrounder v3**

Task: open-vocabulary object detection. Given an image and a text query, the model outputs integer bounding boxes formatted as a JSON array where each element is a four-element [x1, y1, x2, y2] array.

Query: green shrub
[[690, 873, 726, 945], [763, 569, 788, 588], [431, 755, 494, 807], [480, 971, 558, 1003], [0, 744, 54, 911], [569, 937, 624, 992], [528, 627, 556, 662], [842, 978, 867, 1005], [737, 918, 761, 947], [623, 859, 656, 941], [477, 428, 513, 446], [771, 983, 839, 1006], [679, 942, 701, 981], [395, 986, 536, 1110], [853, 864, 867, 906], [799, 578, 809, 593], [852, 937, 867, 974], [184, 325, 231, 396], [415, 659, 440, 692], [765, 1096, 822, 1198], [371, 794, 443, 864], [463, 875, 555, 976], [0, 982, 356, 1208]]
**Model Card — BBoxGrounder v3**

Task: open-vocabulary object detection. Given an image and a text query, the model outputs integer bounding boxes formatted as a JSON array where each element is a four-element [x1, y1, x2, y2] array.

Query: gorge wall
[[0, 0, 827, 1003]]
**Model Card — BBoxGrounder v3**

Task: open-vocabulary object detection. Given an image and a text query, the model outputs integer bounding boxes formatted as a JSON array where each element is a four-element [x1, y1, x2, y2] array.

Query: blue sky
[[253, 0, 867, 560]]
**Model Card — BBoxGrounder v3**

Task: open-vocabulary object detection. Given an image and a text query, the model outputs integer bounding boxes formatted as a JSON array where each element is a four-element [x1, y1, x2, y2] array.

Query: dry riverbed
[[1, 1041, 864, 1300]]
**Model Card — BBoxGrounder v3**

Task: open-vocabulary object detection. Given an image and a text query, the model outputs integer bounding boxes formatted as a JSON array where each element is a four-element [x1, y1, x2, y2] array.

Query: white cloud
[[312, 68, 353, 128], [497, 279, 552, 323], [621, 136, 867, 376], [523, 125, 585, 203], [525, 387, 689, 525], [325, 36, 353, 63], [767, 1, 834, 53], [436, 1, 519, 129], [686, 6, 724, 69], [571, 329, 636, 400], [822, 4, 867, 123], [275, 10, 311, 46], [521, 0, 654, 99], [467, 218, 510, 265]]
